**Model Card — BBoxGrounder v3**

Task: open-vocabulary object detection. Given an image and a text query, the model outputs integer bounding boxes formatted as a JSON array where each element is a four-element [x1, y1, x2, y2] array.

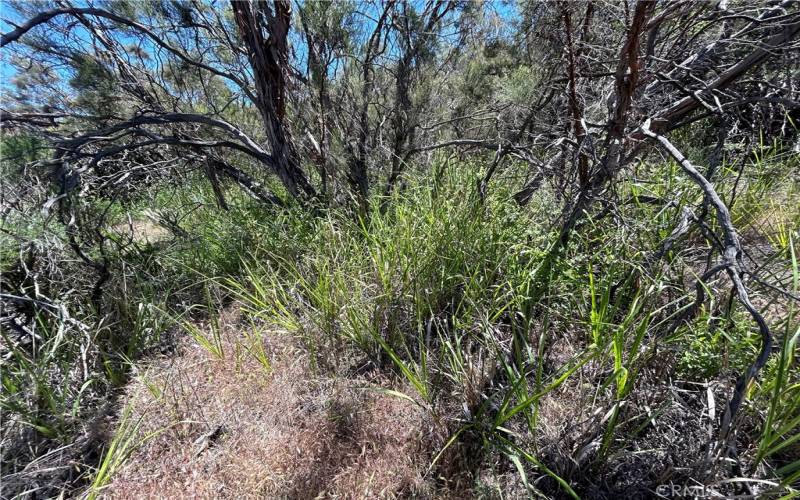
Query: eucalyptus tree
[[1, 0, 322, 307], [295, 0, 355, 201], [1, 1, 316, 206], [0, 0, 480, 299]]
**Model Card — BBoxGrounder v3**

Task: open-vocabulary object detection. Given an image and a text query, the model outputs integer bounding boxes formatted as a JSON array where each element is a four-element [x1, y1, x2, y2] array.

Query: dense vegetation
[[1, 1, 799, 498]]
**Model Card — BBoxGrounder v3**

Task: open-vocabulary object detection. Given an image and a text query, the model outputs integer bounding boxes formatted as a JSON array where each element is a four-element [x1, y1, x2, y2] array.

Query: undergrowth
[[2, 157, 799, 498]]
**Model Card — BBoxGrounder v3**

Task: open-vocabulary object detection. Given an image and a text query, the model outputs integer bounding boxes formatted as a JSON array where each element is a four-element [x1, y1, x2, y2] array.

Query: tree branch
[[641, 120, 773, 449]]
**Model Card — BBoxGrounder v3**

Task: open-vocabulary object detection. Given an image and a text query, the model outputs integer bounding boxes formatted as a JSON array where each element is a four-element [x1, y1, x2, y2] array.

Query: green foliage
[[461, 40, 520, 101], [675, 317, 761, 380], [3, 147, 798, 496], [1, 0, 797, 495], [87, 397, 169, 499], [230, 163, 544, 373], [754, 237, 800, 488], [69, 54, 119, 115], [0, 134, 45, 165]]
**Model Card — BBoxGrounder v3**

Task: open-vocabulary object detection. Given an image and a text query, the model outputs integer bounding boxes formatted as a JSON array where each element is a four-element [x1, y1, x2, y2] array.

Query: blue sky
[[0, 0, 521, 106]]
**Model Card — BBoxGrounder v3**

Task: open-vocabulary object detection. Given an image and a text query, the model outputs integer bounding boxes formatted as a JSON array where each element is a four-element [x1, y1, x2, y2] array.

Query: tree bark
[[231, 0, 316, 202]]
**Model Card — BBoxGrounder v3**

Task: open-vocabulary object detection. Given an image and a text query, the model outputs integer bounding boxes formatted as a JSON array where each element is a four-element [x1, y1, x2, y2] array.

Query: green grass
[[2, 153, 798, 497], [755, 237, 800, 489], [216, 160, 800, 496]]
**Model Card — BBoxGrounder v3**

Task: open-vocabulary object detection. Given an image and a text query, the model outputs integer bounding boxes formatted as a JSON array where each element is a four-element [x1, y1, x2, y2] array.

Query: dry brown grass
[[103, 306, 443, 499], [110, 218, 170, 245], [97, 293, 782, 499]]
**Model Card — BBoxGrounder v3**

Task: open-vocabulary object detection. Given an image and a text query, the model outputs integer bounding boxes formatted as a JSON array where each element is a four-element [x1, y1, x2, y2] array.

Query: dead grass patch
[[103, 308, 440, 499]]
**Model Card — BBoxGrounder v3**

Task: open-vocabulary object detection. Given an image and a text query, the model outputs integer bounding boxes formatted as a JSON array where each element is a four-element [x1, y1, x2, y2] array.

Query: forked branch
[[641, 120, 773, 448]]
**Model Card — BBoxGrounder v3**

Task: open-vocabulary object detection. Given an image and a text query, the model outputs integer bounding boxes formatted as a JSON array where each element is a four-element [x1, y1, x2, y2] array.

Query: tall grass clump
[[231, 165, 544, 393], [226, 150, 800, 497], [225, 163, 667, 493]]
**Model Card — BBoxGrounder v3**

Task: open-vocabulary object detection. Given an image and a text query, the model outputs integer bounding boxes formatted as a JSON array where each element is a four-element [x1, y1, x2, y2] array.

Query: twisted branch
[[641, 120, 773, 448]]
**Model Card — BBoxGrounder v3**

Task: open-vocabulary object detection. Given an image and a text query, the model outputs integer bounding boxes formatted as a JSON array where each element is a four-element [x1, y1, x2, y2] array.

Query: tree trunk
[[231, 0, 316, 202]]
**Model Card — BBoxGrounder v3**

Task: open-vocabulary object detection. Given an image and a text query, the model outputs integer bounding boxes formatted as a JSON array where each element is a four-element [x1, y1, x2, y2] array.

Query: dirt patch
[[110, 218, 170, 245], [103, 310, 439, 499]]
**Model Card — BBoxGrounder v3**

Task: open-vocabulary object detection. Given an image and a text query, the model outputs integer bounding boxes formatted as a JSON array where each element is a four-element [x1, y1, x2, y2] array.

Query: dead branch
[[641, 120, 772, 452]]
